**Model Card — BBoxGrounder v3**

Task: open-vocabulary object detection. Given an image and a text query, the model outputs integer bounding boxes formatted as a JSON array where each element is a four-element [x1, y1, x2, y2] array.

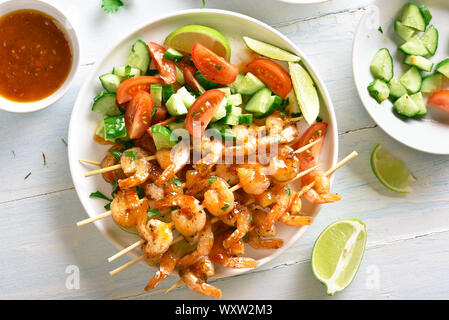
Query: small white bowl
[[0, 0, 80, 113]]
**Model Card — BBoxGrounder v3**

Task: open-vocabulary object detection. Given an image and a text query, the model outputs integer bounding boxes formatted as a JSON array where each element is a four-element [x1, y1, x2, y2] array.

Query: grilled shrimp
[[251, 209, 276, 237], [263, 185, 292, 230], [137, 212, 174, 262], [101, 143, 127, 184], [145, 247, 178, 291], [155, 144, 190, 185], [225, 124, 258, 157], [118, 147, 151, 189], [110, 189, 142, 228], [264, 113, 300, 145], [177, 220, 213, 269], [145, 182, 165, 200], [223, 206, 251, 249], [154, 195, 206, 237], [215, 164, 239, 186], [303, 170, 341, 204], [193, 135, 224, 174], [268, 145, 300, 182], [179, 257, 222, 298], [246, 230, 283, 250], [185, 169, 210, 199], [236, 164, 271, 195], [203, 177, 234, 216]]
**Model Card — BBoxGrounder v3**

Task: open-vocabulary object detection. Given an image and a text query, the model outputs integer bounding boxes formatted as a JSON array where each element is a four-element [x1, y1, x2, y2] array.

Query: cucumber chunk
[[228, 73, 245, 94], [211, 97, 228, 122], [399, 66, 422, 94], [95, 120, 105, 139], [399, 36, 429, 56], [163, 48, 184, 61], [104, 115, 127, 141], [99, 73, 122, 93], [209, 123, 236, 141], [410, 92, 427, 116], [165, 93, 188, 116], [162, 84, 175, 103], [436, 58, 449, 79], [176, 86, 196, 109], [92, 92, 120, 116], [227, 93, 242, 106], [151, 125, 176, 150], [394, 94, 419, 117], [217, 87, 231, 97], [150, 84, 163, 106], [367, 79, 390, 103], [401, 2, 426, 31], [370, 48, 393, 82], [238, 113, 253, 124], [421, 73, 443, 93], [175, 65, 184, 85], [127, 40, 151, 73], [394, 20, 416, 42], [388, 76, 407, 100], [236, 72, 266, 95], [194, 72, 219, 89], [221, 105, 242, 126], [404, 55, 433, 72], [167, 120, 186, 131], [420, 25, 438, 56], [419, 5, 432, 27], [244, 88, 280, 118], [113, 65, 141, 78]]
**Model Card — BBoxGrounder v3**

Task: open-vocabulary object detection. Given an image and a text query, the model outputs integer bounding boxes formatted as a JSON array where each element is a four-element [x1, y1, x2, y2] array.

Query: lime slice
[[242, 36, 301, 62], [164, 25, 231, 60], [371, 144, 415, 193], [288, 62, 320, 124], [312, 219, 367, 296]]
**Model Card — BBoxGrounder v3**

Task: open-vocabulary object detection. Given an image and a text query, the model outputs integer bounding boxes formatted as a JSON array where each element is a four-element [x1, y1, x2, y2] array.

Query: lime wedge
[[242, 36, 301, 62], [312, 219, 367, 296], [288, 62, 320, 124], [164, 25, 231, 60], [371, 144, 415, 193]]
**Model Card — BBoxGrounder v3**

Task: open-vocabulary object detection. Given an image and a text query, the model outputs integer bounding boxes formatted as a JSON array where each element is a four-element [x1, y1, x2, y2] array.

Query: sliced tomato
[[151, 105, 167, 125], [183, 65, 205, 94], [428, 90, 449, 114], [125, 90, 154, 139], [296, 122, 328, 175], [148, 42, 177, 84], [191, 42, 238, 85], [116, 76, 163, 104], [247, 58, 292, 99], [186, 89, 226, 136]]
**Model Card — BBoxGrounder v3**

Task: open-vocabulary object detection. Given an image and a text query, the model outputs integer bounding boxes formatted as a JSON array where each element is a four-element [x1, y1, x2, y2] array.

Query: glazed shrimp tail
[[179, 266, 222, 298], [210, 230, 257, 269], [246, 230, 283, 250], [145, 248, 178, 291], [118, 147, 151, 189], [262, 186, 292, 231], [155, 143, 190, 185], [223, 207, 251, 249], [177, 220, 213, 269]]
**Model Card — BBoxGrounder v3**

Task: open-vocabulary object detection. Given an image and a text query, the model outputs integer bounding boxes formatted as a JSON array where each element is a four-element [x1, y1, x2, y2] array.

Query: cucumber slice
[[421, 73, 443, 93], [175, 65, 184, 85], [399, 36, 428, 57], [163, 48, 184, 61], [419, 25, 438, 56], [104, 115, 127, 141], [113, 65, 141, 78], [288, 62, 320, 124], [367, 79, 389, 103], [167, 120, 186, 131], [127, 40, 151, 73], [162, 84, 174, 103], [401, 2, 426, 31], [393, 94, 419, 117], [194, 71, 219, 89], [238, 113, 253, 124], [99, 73, 122, 93], [235, 72, 265, 95], [221, 105, 242, 126], [227, 93, 242, 106], [242, 36, 301, 62], [176, 86, 196, 109], [394, 20, 416, 42], [419, 5, 432, 27], [370, 48, 393, 82], [399, 66, 422, 94], [151, 125, 176, 150], [436, 58, 449, 79], [244, 88, 272, 117], [388, 77, 407, 100], [209, 123, 236, 141], [92, 92, 120, 116], [150, 84, 163, 106], [228, 73, 245, 94], [165, 93, 188, 116], [211, 97, 227, 122], [404, 55, 433, 72], [410, 92, 427, 116]]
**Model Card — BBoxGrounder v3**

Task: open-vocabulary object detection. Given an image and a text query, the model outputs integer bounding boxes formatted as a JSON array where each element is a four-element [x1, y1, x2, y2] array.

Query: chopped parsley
[[209, 176, 217, 185], [285, 188, 291, 196], [111, 179, 119, 197], [124, 150, 138, 162], [90, 191, 112, 202], [104, 203, 111, 210], [221, 204, 230, 211], [119, 141, 134, 152], [170, 177, 183, 187], [101, 0, 124, 13], [242, 233, 248, 242], [315, 130, 321, 137], [148, 208, 161, 218], [109, 149, 122, 162], [136, 186, 146, 199], [316, 116, 323, 122], [378, 26, 383, 34], [171, 206, 181, 211], [215, 65, 222, 71]]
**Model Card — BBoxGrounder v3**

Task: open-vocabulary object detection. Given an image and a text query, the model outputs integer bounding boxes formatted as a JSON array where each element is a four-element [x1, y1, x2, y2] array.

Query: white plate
[[68, 9, 338, 280], [353, 0, 449, 155], [277, 0, 329, 3]]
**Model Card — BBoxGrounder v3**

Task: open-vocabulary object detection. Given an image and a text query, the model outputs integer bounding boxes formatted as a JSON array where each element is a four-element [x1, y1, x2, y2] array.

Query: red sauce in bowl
[[0, 9, 73, 102]]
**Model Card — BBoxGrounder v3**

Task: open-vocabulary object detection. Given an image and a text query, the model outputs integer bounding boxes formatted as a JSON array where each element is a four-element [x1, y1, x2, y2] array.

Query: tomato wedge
[[116, 76, 163, 104], [186, 89, 226, 136], [191, 42, 238, 85], [148, 42, 177, 84], [125, 90, 154, 139], [296, 122, 328, 175], [428, 90, 449, 114], [183, 65, 205, 94], [247, 58, 292, 99]]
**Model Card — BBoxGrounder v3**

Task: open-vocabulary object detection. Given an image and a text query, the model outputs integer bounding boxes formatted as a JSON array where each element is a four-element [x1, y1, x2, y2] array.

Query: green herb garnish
[[136, 186, 146, 199], [101, 0, 124, 13], [124, 150, 138, 162], [109, 149, 122, 162], [209, 176, 217, 185], [378, 26, 383, 34], [90, 191, 112, 202], [316, 116, 323, 122], [148, 208, 161, 218], [170, 177, 183, 187], [171, 206, 181, 211], [221, 204, 230, 210], [104, 203, 111, 210], [215, 65, 222, 71], [111, 179, 119, 197], [285, 188, 291, 196]]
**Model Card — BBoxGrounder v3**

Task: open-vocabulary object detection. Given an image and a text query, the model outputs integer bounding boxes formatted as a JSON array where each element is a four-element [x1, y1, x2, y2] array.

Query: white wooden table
[[1, 0, 448, 300]]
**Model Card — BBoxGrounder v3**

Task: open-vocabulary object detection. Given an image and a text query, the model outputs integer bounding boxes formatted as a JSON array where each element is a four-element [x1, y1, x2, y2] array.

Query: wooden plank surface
[[0, 0, 448, 300]]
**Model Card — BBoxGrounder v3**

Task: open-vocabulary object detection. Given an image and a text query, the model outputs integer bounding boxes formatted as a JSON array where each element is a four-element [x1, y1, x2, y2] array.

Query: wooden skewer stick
[[293, 138, 321, 154], [79, 159, 102, 166], [76, 211, 111, 227], [165, 279, 183, 294], [109, 256, 144, 277], [84, 154, 157, 177]]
